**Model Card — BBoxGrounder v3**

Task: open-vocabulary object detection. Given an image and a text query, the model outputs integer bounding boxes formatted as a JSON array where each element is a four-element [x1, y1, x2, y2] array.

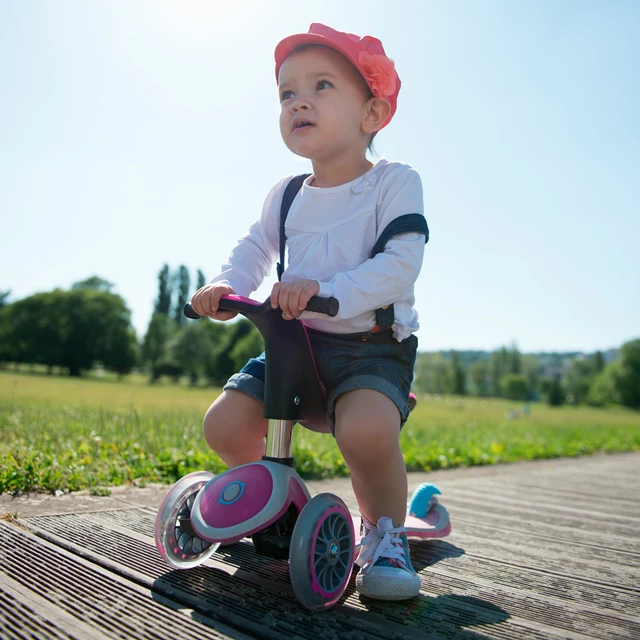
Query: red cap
[[275, 23, 400, 130]]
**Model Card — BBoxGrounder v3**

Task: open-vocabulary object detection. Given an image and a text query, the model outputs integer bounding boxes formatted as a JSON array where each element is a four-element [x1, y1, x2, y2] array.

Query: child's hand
[[190, 284, 238, 321], [271, 279, 320, 320]]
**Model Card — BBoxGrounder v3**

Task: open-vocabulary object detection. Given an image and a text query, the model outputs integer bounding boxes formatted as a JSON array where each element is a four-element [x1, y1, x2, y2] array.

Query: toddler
[[190, 23, 429, 601]]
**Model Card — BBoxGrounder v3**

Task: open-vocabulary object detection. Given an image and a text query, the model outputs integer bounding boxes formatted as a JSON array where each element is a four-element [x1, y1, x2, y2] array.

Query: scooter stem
[[264, 419, 294, 460]]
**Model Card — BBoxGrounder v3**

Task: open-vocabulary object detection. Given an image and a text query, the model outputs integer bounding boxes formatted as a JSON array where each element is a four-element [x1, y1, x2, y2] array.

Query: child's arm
[[314, 232, 425, 320], [307, 166, 427, 321]]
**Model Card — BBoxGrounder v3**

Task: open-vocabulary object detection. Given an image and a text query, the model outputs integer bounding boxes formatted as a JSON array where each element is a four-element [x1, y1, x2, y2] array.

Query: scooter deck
[[352, 503, 451, 544]]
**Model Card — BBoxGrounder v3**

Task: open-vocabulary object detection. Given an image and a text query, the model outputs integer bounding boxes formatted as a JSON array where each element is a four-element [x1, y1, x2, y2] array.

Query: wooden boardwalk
[[1, 452, 638, 639]]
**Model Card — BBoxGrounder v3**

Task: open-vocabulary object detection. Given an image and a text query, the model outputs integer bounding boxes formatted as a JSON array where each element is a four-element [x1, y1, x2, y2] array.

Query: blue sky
[[1, 0, 638, 352]]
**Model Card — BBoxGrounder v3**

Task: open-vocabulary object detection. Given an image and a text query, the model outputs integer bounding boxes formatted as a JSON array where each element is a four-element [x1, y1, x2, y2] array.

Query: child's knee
[[203, 403, 223, 447], [203, 391, 265, 452], [334, 390, 400, 461]]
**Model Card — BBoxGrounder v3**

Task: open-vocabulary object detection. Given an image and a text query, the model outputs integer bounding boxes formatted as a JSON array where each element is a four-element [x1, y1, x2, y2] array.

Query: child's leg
[[335, 388, 419, 600], [203, 390, 268, 467], [334, 388, 407, 525]]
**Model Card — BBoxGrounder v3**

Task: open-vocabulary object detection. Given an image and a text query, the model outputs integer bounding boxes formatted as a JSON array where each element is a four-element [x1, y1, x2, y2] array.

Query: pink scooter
[[155, 295, 450, 611]]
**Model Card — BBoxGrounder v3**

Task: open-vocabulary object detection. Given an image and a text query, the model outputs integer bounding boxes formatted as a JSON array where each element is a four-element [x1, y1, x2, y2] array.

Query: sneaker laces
[[355, 516, 408, 574]]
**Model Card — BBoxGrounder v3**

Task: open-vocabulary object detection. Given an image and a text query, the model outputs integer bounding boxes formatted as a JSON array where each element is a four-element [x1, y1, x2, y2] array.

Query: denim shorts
[[223, 327, 418, 434]]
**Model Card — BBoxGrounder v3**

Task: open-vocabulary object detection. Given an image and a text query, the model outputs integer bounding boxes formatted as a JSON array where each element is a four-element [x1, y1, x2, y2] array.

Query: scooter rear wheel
[[289, 493, 354, 611], [155, 471, 220, 569]]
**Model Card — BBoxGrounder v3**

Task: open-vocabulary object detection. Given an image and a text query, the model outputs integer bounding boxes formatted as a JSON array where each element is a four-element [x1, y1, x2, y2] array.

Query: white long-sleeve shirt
[[211, 159, 427, 341]]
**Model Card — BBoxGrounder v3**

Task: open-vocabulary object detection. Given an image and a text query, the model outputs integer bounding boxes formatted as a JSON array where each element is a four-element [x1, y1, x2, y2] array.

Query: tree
[[0, 293, 63, 369], [155, 264, 172, 316], [201, 320, 234, 386], [468, 360, 490, 397], [564, 356, 596, 405], [230, 328, 264, 373], [153, 337, 184, 383], [142, 313, 177, 382], [196, 269, 206, 291], [500, 373, 530, 401], [173, 265, 191, 328], [71, 276, 114, 292], [61, 289, 137, 376], [508, 342, 522, 374], [204, 318, 262, 386], [170, 321, 214, 386], [547, 374, 564, 406], [413, 352, 449, 394], [448, 350, 466, 395], [612, 339, 640, 409], [0, 290, 10, 309], [490, 347, 510, 396], [0, 289, 137, 376], [592, 351, 605, 374], [521, 354, 541, 400], [586, 365, 619, 407]]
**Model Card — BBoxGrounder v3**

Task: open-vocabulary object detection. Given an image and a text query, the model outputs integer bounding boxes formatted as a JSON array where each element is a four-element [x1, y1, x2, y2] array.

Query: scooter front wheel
[[155, 471, 220, 569], [289, 493, 354, 611]]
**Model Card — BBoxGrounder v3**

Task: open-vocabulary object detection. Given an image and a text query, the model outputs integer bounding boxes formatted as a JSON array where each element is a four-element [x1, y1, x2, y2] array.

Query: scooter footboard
[[190, 461, 311, 544]]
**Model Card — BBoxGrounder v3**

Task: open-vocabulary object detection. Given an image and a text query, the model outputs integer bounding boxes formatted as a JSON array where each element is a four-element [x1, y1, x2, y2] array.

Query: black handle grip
[[304, 296, 339, 317], [184, 297, 252, 319], [184, 303, 201, 319], [184, 295, 339, 320]]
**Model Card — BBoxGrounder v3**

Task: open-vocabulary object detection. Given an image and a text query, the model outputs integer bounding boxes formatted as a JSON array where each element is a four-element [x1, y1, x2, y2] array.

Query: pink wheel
[[289, 493, 354, 611]]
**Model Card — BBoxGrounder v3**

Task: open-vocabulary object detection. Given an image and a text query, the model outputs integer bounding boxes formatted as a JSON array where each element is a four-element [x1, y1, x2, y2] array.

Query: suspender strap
[[277, 174, 311, 281], [370, 213, 429, 259], [370, 213, 429, 333]]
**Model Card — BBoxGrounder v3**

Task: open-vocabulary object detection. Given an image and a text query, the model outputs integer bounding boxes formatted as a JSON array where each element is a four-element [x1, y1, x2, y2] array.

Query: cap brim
[[274, 33, 358, 80]]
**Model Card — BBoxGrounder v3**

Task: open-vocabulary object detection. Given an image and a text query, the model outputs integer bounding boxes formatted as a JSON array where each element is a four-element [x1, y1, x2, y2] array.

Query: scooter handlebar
[[184, 295, 339, 320]]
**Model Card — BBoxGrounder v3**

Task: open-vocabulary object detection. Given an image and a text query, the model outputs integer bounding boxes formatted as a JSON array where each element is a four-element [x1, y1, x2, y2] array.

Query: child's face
[[278, 46, 372, 164]]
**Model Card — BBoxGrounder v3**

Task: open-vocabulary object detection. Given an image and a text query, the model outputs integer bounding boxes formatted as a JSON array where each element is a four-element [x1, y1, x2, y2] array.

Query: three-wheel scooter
[[155, 294, 450, 611]]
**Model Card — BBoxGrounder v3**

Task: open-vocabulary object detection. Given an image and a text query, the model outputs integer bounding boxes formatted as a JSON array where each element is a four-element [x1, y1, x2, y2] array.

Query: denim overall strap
[[277, 174, 311, 281], [370, 213, 429, 333]]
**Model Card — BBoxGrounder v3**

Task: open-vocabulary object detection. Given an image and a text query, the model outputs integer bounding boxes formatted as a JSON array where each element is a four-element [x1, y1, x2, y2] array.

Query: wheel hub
[[174, 492, 213, 556], [328, 541, 340, 564]]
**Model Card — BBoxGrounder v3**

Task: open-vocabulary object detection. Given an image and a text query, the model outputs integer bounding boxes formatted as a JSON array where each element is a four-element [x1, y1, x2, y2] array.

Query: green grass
[[1, 371, 639, 494]]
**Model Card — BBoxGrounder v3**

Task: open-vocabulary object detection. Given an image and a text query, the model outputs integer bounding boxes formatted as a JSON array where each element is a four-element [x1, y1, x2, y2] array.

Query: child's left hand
[[271, 279, 320, 320]]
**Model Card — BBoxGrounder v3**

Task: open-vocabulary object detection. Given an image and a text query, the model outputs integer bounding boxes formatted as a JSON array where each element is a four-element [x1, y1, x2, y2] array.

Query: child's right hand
[[190, 284, 238, 321]]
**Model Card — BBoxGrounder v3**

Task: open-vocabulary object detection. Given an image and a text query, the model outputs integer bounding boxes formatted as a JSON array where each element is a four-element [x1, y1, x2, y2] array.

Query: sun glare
[[148, 0, 268, 41]]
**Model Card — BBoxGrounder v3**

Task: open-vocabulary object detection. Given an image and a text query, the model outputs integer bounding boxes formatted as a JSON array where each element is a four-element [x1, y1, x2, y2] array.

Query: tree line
[[413, 342, 640, 409], [0, 267, 263, 387], [0, 267, 638, 409]]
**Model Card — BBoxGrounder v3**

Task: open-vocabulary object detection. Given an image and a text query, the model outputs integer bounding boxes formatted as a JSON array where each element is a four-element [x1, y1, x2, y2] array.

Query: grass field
[[1, 370, 639, 494]]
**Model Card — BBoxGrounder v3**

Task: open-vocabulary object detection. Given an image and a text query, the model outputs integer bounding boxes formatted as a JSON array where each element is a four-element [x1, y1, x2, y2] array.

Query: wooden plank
[[453, 480, 640, 514], [0, 521, 249, 640], [0, 573, 98, 640], [446, 505, 640, 553], [442, 493, 639, 540]]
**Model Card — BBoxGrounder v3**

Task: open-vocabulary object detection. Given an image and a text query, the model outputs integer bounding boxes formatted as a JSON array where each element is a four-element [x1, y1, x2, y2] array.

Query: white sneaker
[[355, 516, 421, 600]]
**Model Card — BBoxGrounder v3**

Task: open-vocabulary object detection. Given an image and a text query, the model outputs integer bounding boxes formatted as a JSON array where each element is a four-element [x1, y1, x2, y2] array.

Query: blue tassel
[[409, 483, 441, 518]]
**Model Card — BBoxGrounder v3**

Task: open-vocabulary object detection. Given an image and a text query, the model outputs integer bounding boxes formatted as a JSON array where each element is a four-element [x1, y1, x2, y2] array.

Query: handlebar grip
[[305, 296, 339, 317], [183, 303, 201, 320]]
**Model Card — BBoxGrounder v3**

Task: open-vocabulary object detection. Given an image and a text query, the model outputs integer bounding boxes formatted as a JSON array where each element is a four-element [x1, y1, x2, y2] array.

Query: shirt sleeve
[[315, 167, 426, 320], [209, 177, 289, 296]]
